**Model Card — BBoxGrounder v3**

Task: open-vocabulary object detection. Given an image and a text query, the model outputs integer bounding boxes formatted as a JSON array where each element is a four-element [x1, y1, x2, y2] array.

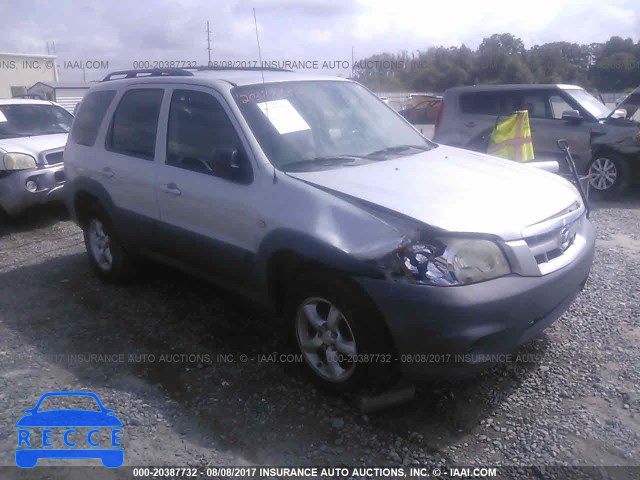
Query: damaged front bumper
[[353, 218, 596, 379]]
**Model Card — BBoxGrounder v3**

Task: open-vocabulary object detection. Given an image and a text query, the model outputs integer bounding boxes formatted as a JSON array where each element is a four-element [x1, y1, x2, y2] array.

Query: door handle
[[464, 121, 476, 128], [161, 183, 182, 196], [101, 167, 114, 178]]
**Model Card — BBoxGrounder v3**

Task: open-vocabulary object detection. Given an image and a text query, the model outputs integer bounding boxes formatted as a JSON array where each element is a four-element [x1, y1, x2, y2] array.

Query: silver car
[[0, 99, 71, 217], [64, 69, 595, 391]]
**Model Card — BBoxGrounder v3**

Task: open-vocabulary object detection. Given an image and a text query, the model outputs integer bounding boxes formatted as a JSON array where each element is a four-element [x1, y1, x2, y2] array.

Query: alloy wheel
[[295, 297, 357, 382], [88, 219, 113, 271], [589, 157, 618, 191]]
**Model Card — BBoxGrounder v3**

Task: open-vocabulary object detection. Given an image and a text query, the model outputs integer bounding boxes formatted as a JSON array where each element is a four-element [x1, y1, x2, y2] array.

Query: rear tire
[[588, 153, 631, 198], [82, 206, 135, 283], [285, 271, 397, 392]]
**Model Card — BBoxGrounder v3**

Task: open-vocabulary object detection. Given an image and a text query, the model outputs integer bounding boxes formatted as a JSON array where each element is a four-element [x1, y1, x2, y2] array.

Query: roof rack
[[102, 68, 194, 81], [188, 66, 293, 72]]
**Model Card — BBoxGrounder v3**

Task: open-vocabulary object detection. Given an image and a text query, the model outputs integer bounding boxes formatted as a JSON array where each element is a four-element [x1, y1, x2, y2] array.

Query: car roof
[[93, 68, 350, 91], [445, 84, 584, 93], [0, 98, 56, 106]]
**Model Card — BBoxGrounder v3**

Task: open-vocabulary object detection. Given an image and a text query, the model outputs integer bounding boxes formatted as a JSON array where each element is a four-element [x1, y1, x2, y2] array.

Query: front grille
[[45, 151, 64, 165], [525, 218, 580, 266]]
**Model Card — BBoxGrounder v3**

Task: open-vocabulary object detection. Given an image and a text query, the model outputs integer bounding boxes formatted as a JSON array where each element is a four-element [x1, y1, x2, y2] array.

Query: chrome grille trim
[[504, 208, 588, 276]]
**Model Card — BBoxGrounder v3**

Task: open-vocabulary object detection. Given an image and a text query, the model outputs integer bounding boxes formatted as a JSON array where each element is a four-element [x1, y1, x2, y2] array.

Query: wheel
[[587, 153, 631, 198], [83, 206, 135, 283], [286, 272, 397, 392]]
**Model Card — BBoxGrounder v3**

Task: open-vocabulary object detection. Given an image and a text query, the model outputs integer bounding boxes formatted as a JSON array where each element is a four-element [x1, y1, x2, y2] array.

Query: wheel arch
[[68, 178, 115, 228], [257, 229, 383, 315]]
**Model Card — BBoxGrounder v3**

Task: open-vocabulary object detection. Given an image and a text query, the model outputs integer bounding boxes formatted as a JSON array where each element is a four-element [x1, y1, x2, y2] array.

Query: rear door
[[443, 90, 509, 150], [97, 87, 164, 247]]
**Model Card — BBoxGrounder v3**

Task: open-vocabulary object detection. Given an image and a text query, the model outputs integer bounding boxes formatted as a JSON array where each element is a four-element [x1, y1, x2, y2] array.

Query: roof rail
[[102, 68, 194, 81], [187, 66, 293, 72]]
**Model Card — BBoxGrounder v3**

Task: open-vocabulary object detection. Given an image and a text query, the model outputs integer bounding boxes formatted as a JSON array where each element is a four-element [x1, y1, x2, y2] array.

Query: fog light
[[25, 180, 38, 192]]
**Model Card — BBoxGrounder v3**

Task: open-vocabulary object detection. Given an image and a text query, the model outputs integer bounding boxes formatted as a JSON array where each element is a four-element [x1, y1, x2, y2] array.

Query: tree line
[[352, 34, 640, 93]]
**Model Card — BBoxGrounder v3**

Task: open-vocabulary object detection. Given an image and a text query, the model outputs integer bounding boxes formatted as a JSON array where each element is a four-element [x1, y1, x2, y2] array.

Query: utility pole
[[351, 46, 354, 78], [206, 21, 212, 67]]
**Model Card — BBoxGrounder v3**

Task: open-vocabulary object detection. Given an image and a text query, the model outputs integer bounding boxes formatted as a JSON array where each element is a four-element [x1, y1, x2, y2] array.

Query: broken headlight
[[378, 237, 511, 286]]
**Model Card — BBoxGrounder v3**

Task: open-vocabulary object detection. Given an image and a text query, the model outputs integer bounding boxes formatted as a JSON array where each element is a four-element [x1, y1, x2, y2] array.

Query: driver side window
[[549, 95, 573, 119], [167, 89, 251, 183]]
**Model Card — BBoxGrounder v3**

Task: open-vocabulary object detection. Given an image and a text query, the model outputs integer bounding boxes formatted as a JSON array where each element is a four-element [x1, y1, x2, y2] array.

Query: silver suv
[[433, 84, 639, 196], [64, 68, 595, 391], [0, 99, 71, 217]]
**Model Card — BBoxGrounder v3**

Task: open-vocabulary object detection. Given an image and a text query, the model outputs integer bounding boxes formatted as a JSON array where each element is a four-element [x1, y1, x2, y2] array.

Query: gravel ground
[[0, 192, 639, 479]]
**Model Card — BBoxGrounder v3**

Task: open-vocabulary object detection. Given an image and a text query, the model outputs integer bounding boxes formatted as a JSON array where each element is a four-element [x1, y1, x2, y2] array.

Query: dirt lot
[[0, 193, 639, 479]]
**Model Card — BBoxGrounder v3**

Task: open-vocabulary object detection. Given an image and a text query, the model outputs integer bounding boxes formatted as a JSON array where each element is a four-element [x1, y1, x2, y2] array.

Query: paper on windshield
[[257, 99, 310, 134], [0, 110, 7, 122]]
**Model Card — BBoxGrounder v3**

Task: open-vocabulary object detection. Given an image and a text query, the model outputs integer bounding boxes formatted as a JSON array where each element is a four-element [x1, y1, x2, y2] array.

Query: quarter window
[[71, 90, 116, 146], [106, 89, 163, 160]]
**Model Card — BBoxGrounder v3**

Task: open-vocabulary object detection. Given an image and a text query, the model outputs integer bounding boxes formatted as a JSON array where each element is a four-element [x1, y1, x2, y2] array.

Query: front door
[[154, 87, 260, 287]]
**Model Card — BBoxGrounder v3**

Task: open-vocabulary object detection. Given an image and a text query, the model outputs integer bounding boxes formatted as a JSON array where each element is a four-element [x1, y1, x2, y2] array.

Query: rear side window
[[71, 90, 116, 146], [460, 92, 505, 115], [106, 89, 164, 160], [460, 91, 526, 116]]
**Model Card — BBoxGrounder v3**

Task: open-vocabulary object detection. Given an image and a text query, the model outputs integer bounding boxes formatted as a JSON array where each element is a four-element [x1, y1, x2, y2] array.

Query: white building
[[27, 81, 91, 113], [0, 52, 58, 99]]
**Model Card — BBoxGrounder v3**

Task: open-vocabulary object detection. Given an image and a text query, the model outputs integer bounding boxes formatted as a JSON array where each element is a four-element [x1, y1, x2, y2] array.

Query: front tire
[[588, 153, 631, 198], [82, 207, 135, 283], [286, 272, 397, 392]]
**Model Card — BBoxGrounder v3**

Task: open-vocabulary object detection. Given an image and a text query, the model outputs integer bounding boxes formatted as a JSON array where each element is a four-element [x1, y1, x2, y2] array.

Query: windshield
[[564, 89, 611, 120], [0, 103, 73, 139], [232, 81, 434, 171]]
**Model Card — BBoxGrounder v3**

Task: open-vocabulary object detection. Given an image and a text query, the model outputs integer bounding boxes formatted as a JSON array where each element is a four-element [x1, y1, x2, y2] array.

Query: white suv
[[64, 68, 595, 391]]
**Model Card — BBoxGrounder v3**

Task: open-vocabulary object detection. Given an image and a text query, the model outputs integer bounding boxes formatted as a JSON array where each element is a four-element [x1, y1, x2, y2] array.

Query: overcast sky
[[2, 0, 639, 81]]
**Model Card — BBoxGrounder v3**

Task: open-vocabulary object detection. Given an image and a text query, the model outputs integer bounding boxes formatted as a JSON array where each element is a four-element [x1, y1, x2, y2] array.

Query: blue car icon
[[16, 391, 123, 468]]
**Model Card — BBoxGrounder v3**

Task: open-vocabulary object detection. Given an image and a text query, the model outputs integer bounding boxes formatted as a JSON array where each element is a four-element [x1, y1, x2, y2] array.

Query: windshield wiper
[[365, 144, 431, 158]]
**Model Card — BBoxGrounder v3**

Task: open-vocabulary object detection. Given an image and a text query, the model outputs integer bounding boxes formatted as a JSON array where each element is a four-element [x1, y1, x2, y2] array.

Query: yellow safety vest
[[487, 110, 535, 162]]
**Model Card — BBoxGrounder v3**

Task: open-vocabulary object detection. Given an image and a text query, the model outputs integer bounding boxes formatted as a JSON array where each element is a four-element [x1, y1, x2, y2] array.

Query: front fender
[[255, 228, 384, 284]]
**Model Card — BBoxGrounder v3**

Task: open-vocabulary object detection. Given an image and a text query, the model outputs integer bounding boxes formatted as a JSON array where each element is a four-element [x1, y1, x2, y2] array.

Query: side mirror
[[610, 108, 627, 119], [209, 148, 240, 170], [561, 109, 582, 123]]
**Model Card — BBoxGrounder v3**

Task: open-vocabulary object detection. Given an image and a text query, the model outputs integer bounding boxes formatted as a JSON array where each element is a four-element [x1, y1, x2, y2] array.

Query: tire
[[82, 206, 135, 283], [587, 153, 631, 198], [285, 271, 397, 392]]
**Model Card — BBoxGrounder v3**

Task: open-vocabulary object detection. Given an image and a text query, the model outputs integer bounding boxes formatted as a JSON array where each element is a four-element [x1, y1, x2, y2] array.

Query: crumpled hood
[[0, 133, 68, 160], [286, 145, 581, 241]]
